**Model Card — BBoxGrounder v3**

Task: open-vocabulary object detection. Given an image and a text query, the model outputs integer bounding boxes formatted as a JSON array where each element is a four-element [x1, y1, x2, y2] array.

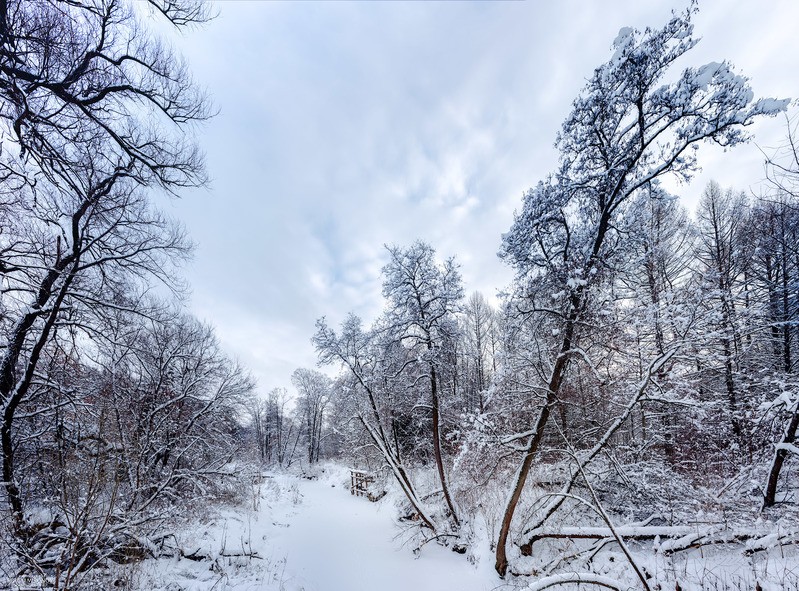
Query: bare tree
[[753, 113, 799, 508], [461, 292, 498, 414], [292, 368, 332, 465], [494, 8, 786, 576], [1, 172, 191, 535], [5, 300, 253, 581], [0, 0, 210, 190], [0, 0, 212, 566], [381, 241, 463, 528], [693, 182, 753, 443], [622, 186, 695, 452], [314, 314, 438, 530], [765, 114, 799, 199]]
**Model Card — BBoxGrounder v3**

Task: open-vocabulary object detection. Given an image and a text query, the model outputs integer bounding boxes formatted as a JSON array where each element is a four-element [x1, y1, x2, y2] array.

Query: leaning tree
[[494, 8, 786, 576]]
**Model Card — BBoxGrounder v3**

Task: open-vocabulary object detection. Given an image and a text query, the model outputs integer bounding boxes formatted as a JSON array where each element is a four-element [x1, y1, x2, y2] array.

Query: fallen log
[[522, 526, 695, 555], [521, 526, 799, 556]]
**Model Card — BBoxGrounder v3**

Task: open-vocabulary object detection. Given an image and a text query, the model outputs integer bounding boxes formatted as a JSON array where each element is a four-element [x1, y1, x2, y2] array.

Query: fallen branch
[[521, 349, 677, 550], [180, 548, 263, 563], [220, 551, 263, 560], [526, 572, 627, 591], [179, 548, 206, 562], [523, 525, 799, 557], [525, 525, 696, 550], [661, 529, 799, 556]]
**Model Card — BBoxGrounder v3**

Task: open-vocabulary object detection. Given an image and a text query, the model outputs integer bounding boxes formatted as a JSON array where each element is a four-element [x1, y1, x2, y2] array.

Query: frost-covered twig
[[526, 572, 629, 591], [547, 437, 651, 591], [522, 348, 676, 546]]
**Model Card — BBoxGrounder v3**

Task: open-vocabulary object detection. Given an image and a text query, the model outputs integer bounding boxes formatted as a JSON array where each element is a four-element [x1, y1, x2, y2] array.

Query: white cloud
[[166, 0, 799, 394]]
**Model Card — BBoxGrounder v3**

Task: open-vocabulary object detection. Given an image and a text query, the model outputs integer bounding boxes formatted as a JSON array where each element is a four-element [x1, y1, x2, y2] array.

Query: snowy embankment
[[125, 466, 799, 591], [133, 466, 499, 591]]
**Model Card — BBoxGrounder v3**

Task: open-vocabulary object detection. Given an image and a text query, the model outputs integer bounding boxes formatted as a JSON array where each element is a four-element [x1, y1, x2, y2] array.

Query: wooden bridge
[[349, 469, 374, 498]]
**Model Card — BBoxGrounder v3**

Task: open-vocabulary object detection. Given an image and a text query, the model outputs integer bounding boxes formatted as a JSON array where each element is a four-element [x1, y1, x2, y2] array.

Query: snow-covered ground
[[132, 466, 502, 591], [118, 466, 799, 591]]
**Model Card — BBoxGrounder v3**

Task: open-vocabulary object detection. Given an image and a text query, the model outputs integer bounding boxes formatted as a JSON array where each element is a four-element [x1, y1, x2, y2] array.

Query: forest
[[1, 1, 798, 590]]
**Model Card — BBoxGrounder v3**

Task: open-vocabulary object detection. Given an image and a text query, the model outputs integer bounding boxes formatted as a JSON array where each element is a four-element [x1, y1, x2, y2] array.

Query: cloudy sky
[[163, 0, 799, 394]]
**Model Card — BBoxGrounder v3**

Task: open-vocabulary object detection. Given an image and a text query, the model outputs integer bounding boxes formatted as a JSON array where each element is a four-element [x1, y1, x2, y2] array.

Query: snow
[[775, 442, 799, 455], [526, 572, 627, 591], [91, 464, 799, 591], [755, 97, 792, 114], [10, 466, 799, 590], [612, 26, 634, 54], [273, 473, 496, 591], [134, 467, 499, 591], [692, 62, 724, 90], [565, 277, 586, 289]]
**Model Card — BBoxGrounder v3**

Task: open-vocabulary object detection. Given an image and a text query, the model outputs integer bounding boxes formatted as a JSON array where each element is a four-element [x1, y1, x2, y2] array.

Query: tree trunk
[[430, 364, 459, 527], [495, 318, 574, 576], [763, 408, 799, 508]]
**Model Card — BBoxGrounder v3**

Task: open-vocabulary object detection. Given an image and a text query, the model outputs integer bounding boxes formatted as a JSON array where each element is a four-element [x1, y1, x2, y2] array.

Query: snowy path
[[264, 472, 501, 591]]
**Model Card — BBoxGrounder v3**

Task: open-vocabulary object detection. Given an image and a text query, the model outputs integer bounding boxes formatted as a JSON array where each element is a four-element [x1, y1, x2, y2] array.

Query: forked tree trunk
[[495, 314, 575, 576], [495, 207, 611, 576], [1, 257, 79, 535]]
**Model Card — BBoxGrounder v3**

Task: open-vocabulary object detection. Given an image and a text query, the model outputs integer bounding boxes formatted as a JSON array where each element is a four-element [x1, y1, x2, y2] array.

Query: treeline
[[247, 368, 335, 469], [0, 0, 256, 586], [308, 9, 799, 583]]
